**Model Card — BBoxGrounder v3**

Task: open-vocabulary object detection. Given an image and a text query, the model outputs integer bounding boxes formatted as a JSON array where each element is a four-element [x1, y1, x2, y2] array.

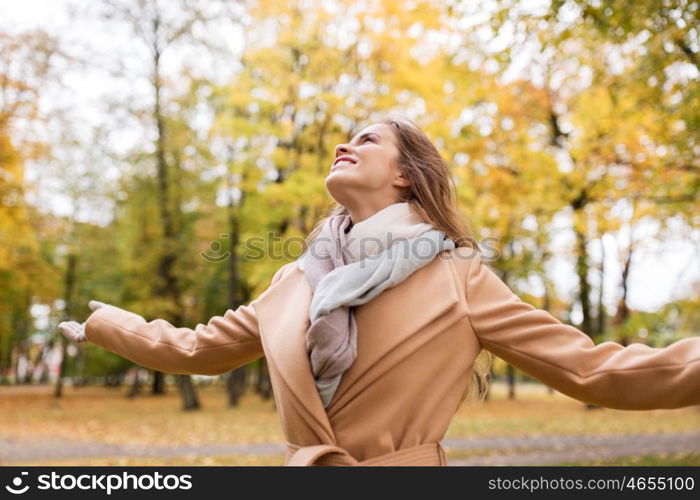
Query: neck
[[341, 199, 433, 261], [345, 199, 401, 225]]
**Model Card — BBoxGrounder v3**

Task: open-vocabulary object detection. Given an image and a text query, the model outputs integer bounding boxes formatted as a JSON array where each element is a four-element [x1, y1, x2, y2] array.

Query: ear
[[392, 171, 410, 189]]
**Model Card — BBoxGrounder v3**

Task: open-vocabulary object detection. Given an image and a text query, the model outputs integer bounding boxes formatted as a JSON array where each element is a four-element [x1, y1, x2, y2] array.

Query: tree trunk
[[595, 235, 606, 336], [4, 289, 31, 384], [255, 358, 273, 400], [500, 236, 517, 401], [226, 367, 247, 407], [574, 224, 593, 336], [223, 152, 250, 407], [54, 253, 77, 398], [614, 203, 637, 328], [176, 374, 200, 411], [151, 371, 166, 395], [152, 42, 197, 408], [506, 364, 516, 400], [126, 367, 142, 398], [572, 210, 603, 410]]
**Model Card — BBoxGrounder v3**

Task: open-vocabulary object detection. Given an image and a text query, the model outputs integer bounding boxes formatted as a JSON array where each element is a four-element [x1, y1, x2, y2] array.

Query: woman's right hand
[[57, 300, 108, 343]]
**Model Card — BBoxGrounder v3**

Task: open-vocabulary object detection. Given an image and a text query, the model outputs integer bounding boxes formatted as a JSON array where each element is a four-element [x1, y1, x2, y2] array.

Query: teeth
[[335, 160, 354, 166]]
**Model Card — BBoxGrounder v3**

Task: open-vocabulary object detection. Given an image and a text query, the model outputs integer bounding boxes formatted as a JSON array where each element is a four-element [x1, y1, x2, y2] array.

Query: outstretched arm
[[82, 302, 262, 376], [464, 253, 700, 410], [60, 265, 288, 376]]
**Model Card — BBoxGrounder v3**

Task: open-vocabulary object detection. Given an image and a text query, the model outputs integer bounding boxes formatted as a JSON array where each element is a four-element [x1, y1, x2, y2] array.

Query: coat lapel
[[253, 264, 336, 444], [252, 251, 463, 443], [326, 253, 463, 414]]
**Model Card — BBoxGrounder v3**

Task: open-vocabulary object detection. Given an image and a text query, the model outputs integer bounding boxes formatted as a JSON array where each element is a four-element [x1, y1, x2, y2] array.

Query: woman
[[59, 115, 700, 466]]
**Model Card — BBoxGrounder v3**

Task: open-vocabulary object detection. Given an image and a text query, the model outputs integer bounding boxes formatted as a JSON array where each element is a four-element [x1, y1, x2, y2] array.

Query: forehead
[[350, 123, 395, 143]]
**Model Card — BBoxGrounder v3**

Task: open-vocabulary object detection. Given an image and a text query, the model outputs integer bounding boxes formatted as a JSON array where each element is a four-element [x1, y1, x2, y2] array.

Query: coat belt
[[285, 441, 447, 466]]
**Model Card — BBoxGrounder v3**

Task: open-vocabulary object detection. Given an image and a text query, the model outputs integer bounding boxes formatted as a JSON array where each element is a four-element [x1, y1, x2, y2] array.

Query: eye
[[363, 136, 375, 143]]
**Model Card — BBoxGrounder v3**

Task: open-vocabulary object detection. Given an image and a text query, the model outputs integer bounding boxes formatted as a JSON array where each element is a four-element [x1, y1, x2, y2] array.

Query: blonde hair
[[305, 113, 492, 404]]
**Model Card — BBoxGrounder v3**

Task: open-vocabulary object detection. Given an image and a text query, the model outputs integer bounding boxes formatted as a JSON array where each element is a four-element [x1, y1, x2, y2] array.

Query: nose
[[335, 143, 351, 158]]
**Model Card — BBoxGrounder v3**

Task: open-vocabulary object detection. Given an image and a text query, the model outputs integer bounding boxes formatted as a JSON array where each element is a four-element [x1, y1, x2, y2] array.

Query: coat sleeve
[[464, 253, 700, 410], [83, 265, 289, 376]]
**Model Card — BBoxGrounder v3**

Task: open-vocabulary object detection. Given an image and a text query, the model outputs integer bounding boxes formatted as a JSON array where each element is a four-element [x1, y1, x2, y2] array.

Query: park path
[[2, 432, 699, 465], [443, 433, 700, 465]]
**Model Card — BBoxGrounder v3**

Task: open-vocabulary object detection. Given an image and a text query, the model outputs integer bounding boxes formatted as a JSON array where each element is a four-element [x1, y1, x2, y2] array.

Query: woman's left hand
[[57, 300, 110, 343]]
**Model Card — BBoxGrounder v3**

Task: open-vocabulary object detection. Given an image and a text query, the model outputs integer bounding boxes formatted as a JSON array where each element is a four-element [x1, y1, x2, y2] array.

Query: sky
[[1, 0, 698, 317]]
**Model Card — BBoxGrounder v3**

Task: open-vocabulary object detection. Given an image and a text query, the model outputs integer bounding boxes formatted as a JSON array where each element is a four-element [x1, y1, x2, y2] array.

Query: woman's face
[[325, 123, 409, 208]]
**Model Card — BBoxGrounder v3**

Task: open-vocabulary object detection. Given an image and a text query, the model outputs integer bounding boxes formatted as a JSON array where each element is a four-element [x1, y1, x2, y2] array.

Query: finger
[[58, 323, 80, 341], [59, 321, 80, 331], [88, 300, 107, 311]]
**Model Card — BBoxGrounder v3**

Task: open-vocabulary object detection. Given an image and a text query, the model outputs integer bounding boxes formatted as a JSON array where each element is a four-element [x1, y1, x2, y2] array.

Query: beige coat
[[84, 247, 700, 465]]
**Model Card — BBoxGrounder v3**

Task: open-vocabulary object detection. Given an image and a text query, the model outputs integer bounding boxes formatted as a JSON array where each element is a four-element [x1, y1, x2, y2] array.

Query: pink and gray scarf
[[297, 203, 456, 408]]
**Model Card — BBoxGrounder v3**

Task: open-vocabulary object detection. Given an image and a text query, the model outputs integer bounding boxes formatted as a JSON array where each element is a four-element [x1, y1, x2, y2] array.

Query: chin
[[325, 171, 353, 202], [325, 169, 346, 184]]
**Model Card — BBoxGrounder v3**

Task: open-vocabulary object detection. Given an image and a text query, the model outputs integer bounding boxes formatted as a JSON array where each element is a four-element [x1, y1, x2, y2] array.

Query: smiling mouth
[[331, 160, 356, 170]]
